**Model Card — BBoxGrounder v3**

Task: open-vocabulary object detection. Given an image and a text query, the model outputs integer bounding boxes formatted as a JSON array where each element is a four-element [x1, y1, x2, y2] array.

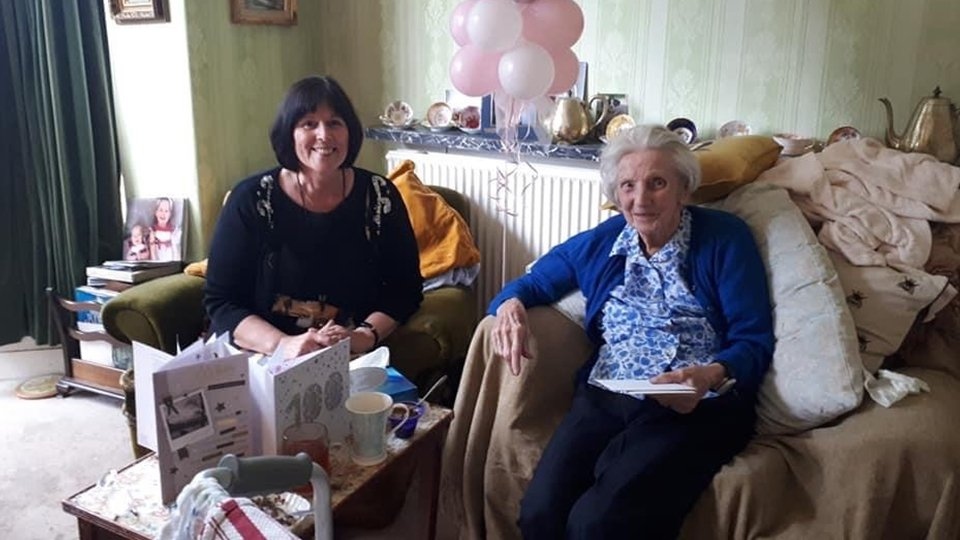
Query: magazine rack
[[46, 287, 125, 400]]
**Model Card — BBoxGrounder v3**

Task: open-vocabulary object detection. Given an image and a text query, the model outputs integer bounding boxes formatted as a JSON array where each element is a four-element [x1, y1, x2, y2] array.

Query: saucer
[[422, 122, 456, 132], [827, 126, 862, 145], [773, 133, 814, 156], [459, 126, 483, 135], [718, 120, 751, 138], [426, 101, 454, 129], [604, 114, 636, 141], [379, 115, 418, 129], [667, 117, 698, 144], [383, 101, 413, 126]]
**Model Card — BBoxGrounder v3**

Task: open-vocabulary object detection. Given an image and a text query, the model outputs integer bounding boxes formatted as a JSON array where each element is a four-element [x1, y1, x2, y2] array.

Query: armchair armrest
[[101, 273, 206, 353], [385, 285, 478, 390]]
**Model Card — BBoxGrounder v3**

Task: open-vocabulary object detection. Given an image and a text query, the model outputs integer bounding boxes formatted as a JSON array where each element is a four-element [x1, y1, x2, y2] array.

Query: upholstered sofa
[[103, 185, 478, 456], [439, 182, 960, 539]]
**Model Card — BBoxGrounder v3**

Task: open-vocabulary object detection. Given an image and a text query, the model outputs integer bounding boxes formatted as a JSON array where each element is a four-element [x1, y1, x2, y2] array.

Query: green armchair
[[102, 186, 478, 456]]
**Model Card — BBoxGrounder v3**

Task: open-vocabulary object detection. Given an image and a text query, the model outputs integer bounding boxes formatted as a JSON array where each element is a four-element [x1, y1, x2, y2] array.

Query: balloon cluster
[[449, 0, 584, 102]]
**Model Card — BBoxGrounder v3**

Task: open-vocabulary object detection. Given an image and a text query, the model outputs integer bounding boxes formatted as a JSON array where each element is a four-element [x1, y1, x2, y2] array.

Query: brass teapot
[[549, 95, 609, 144], [879, 86, 960, 163]]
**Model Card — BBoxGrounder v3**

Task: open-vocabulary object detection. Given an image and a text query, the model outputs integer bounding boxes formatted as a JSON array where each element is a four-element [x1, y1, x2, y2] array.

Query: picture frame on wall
[[109, 0, 169, 24], [230, 0, 298, 26]]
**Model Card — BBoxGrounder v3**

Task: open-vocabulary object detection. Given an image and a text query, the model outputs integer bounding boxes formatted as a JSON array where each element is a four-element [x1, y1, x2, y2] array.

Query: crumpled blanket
[[757, 138, 960, 270]]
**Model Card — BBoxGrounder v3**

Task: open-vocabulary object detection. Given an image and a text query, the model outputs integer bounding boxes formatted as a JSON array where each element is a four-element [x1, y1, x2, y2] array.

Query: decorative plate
[[666, 117, 698, 144], [459, 126, 483, 135], [382, 101, 413, 127], [718, 120, 751, 138], [604, 114, 636, 141], [426, 102, 454, 128], [827, 125, 862, 146]]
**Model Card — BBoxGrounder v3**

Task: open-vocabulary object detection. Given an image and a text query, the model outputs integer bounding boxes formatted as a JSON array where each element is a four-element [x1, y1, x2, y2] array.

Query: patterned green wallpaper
[[112, 0, 960, 254], [324, 0, 960, 151], [185, 0, 325, 249]]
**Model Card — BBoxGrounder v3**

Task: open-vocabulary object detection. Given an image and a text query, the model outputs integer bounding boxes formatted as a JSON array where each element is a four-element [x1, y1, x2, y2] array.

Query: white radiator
[[387, 149, 615, 316]]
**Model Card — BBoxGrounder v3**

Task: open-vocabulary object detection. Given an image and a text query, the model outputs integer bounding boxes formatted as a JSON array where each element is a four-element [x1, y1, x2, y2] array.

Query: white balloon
[[467, 0, 522, 53], [498, 43, 555, 101]]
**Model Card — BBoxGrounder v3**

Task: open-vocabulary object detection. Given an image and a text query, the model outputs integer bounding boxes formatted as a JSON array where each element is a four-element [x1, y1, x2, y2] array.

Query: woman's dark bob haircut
[[269, 76, 363, 171]]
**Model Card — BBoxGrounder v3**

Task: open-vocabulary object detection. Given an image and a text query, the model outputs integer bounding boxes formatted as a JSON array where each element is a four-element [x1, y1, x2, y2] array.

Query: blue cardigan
[[489, 206, 774, 396]]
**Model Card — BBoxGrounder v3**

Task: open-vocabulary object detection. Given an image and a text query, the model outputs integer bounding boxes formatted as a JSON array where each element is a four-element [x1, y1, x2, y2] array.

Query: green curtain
[[0, 0, 122, 346]]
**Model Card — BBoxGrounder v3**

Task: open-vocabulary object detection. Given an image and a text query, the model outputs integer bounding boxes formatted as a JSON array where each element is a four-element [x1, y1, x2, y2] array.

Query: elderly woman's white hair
[[598, 125, 701, 207]]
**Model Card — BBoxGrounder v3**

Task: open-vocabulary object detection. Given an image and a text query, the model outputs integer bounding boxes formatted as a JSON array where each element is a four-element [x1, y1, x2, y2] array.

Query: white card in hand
[[594, 379, 696, 395]]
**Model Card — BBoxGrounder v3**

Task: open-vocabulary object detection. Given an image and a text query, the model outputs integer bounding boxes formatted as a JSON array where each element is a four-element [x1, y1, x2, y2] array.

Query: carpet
[[0, 380, 132, 540]]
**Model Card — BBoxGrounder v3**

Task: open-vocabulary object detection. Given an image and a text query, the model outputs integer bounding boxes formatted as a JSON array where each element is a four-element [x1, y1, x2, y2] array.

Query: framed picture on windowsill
[[230, 0, 298, 26], [109, 0, 169, 24]]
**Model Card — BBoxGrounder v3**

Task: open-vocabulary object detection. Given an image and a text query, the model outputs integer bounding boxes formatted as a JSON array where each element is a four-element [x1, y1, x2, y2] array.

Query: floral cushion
[[828, 251, 955, 373]]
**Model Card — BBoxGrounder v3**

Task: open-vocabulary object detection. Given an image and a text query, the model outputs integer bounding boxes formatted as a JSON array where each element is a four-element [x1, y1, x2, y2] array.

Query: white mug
[[344, 392, 409, 466]]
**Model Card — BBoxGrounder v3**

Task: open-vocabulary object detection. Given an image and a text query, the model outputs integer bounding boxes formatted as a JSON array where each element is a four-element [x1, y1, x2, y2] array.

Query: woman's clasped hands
[[276, 319, 349, 358]]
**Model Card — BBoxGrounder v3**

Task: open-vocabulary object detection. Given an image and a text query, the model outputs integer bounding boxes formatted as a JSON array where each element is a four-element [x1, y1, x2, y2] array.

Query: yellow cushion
[[388, 160, 481, 279], [691, 136, 782, 203]]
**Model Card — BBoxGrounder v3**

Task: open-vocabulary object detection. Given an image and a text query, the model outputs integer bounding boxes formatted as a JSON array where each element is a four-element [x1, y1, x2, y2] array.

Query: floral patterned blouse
[[588, 209, 719, 395]]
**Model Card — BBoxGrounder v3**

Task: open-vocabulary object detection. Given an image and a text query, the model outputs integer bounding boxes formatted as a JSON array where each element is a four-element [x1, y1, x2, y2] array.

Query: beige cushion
[[711, 183, 863, 434], [828, 251, 955, 372]]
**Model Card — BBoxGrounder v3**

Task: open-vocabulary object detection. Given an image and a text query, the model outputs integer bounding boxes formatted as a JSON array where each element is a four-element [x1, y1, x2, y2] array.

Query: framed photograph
[[230, 0, 298, 26], [124, 197, 188, 262], [109, 0, 169, 24]]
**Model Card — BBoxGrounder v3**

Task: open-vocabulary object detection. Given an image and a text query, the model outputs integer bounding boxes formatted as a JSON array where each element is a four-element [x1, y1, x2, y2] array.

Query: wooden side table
[[62, 405, 454, 539]]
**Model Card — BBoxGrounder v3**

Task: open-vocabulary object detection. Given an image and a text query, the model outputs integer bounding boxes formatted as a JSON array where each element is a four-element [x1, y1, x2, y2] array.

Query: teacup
[[387, 401, 427, 439], [344, 392, 409, 466]]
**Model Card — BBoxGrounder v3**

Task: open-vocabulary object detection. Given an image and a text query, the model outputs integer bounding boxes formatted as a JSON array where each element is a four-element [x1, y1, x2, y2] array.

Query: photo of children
[[123, 197, 187, 261], [125, 223, 151, 261]]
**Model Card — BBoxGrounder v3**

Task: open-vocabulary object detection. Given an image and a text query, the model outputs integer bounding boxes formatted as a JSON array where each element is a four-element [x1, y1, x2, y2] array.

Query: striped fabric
[[200, 498, 298, 540]]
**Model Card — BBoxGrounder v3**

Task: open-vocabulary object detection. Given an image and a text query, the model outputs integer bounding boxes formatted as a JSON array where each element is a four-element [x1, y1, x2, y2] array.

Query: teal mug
[[344, 392, 409, 466]]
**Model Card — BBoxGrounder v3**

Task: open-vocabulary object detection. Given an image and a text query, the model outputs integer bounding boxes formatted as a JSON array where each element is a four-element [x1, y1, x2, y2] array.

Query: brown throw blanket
[[440, 307, 960, 539]]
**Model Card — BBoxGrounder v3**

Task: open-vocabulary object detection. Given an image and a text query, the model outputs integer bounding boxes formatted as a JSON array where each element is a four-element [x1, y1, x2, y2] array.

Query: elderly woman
[[489, 125, 774, 539], [204, 76, 423, 358]]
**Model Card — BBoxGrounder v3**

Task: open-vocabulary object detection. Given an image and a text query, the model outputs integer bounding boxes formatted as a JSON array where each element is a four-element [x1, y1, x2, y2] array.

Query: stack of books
[[86, 260, 181, 289]]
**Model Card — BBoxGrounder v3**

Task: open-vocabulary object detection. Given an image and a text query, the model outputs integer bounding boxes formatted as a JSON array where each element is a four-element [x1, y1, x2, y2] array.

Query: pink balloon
[[521, 0, 584, 50], [547, 48, 579, 95], [450, 0, 478, 47], [498, 43, 554, 101], [450, 45, 502, 97]]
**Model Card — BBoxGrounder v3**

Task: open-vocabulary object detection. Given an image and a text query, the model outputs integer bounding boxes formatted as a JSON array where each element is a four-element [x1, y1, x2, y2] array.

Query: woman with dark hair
[[204, 76, 423, 358]]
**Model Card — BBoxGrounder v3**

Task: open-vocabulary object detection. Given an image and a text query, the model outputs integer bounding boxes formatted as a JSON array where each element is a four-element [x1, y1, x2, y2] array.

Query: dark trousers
[[518, 382, 755, 540]]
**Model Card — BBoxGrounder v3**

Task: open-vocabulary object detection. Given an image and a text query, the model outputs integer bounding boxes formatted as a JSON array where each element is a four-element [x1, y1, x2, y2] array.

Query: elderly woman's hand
[[649, 363, 727, 414], [492, 298, 532, 376]]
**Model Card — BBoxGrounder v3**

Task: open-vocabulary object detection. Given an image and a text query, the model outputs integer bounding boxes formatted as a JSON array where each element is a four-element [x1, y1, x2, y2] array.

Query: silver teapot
[[879, 86, 960, 163]]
